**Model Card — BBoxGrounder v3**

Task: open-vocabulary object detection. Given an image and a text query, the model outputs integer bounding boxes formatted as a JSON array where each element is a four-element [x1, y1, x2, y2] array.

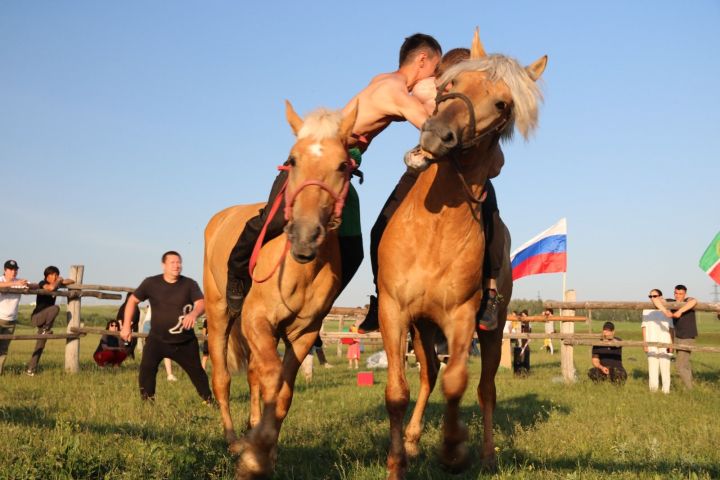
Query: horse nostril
[[495, 101, 508, 111], [441, 130, 456, 145]]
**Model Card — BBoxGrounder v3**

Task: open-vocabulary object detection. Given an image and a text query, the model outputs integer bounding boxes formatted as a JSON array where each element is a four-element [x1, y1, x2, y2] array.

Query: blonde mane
[[438, 54, 543, 140], [297, 108, 344, 141]]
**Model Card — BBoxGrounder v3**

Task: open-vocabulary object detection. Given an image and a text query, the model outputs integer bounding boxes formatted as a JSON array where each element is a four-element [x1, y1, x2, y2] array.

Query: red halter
[[248, 155, 357, 284]]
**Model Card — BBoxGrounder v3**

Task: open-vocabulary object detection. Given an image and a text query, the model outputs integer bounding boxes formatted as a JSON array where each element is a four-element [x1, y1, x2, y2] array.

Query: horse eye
[[286, 155, 296, 167], [337, 162, 347, 172], [495, 101, 508, 111]]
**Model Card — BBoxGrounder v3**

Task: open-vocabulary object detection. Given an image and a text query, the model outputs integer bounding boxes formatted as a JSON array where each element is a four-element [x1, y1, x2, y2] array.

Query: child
[[347, 322, 361, 369]]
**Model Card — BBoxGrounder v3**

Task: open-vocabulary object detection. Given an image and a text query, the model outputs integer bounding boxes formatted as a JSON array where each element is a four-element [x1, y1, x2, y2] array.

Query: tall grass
[[0, 308, 718, 479]]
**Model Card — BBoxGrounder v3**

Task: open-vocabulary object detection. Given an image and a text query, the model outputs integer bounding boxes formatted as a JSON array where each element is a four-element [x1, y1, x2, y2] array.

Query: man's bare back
[[342, 49, 440, 152]]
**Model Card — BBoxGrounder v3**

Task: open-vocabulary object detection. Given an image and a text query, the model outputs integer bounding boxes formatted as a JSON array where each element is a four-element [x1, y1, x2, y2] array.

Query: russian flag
[[510, 218, 567, 281]]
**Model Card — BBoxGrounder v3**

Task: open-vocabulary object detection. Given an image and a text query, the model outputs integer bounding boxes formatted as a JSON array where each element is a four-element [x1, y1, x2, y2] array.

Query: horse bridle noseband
[[433, 79, 512, 152]]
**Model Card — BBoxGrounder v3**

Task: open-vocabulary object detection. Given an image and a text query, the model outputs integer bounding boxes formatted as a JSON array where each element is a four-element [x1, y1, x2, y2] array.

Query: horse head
[[419, 30, 547, 168], [282, 101, 358, 263]]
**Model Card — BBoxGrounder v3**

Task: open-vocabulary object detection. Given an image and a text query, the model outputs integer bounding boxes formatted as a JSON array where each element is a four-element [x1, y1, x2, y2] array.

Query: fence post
[[336, 315, 345, 358], [64, 265, 84, 373], [561, 289, 577, 383]]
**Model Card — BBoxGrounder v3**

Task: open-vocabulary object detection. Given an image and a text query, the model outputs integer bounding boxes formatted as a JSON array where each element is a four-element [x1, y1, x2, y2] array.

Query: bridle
[[249, 154, 357, 283], [433, 78, 512, 152], [428, 79, 513, 206], [282, 156, 357, 229]]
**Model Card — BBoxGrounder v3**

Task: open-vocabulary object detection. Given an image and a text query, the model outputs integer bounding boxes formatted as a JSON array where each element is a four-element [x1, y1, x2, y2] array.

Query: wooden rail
[[0, 333, 82, 340], [0, 286, 121, 300], [71, 327, 207, 341], [544, 300, 720, 312]]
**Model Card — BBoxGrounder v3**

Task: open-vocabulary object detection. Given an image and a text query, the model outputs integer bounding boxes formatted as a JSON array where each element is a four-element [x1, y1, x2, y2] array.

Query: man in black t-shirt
[[120, 251, 212, 402], [670, 284, 698, 389], [588, 322, 627, 384], [26, 266, 75, 376]]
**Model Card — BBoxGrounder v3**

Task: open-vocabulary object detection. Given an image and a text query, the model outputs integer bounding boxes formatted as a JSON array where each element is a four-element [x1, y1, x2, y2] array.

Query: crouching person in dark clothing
[[588, 321, 627, 384], [120, 251, 212, 403]]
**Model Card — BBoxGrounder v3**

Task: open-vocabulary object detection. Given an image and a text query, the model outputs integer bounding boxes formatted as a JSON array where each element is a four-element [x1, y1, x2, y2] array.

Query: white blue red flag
[[510, 218, 567, 281]]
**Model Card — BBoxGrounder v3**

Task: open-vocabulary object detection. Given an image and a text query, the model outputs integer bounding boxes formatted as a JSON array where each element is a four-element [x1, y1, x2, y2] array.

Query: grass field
[[1, 307, 719, 479]]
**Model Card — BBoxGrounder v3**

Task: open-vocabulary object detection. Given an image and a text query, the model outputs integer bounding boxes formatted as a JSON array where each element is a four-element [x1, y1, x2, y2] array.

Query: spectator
[[94, 319, 128, 367], [669, 284, 697, 389], [120, 251, 212, 402], [0, 260, 32, 375], [312, 335, 332, 368], [116, 293, 140, 359], [588, 321, 627, 384], [26, 266, 75, 376], [542, 308, 555, 354], [347, 322, 361, 369], [513, 310, 531, 376], [643, 289, 675, 394]]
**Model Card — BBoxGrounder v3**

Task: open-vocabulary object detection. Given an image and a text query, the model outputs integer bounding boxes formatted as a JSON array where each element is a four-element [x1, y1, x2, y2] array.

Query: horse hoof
[[235, 448, 272, 480], [404, 440, 420, 459], [439, 442, 471, 474], [228, 438, 247, 455]]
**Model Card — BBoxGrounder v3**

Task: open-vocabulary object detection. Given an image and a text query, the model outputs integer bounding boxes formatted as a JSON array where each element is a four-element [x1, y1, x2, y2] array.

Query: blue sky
[[2, 1, 719, 307]]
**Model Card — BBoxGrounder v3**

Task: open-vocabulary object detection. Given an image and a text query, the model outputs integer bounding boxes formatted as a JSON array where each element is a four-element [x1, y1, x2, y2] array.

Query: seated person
[[116, 293, 140, 359], [587, 321, 627, 384], [94, 320, 128, 367]]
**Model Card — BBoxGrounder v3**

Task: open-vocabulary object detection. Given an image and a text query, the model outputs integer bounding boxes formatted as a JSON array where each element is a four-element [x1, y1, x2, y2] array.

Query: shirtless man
[[226, 33, 442, 316]]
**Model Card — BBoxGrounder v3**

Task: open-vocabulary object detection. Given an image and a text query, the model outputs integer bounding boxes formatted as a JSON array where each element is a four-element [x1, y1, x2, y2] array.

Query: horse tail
[[226, 315, 249, 373]]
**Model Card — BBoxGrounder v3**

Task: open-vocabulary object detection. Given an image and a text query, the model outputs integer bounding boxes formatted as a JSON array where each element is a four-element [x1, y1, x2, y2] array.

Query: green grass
[[1, 308, 718, 479]]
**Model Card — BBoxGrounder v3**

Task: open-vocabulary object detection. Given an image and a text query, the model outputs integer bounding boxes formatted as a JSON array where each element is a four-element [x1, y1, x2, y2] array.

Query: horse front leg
[[379, 297, 411, 480], [404, 322, 440, 458], [476, 328, 503, 472], [439, 309, 475, 473], [236, 318, 283, 480]]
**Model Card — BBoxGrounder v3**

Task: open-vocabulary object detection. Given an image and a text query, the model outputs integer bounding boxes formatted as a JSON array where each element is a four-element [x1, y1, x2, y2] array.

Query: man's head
[[4, 260, 19, 279], [602, 321, 615, 340], [399, 33, 441, 78], [674, 284, 688, 302], [43, 265, 60, 282], [161, 251, 182, 280], [437, 47, 470, 78], [543, 308, 554, 317]]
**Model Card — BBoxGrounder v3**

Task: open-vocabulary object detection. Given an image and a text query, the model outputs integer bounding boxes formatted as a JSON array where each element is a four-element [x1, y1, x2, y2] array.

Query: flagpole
[[561, 272, 566, 315]]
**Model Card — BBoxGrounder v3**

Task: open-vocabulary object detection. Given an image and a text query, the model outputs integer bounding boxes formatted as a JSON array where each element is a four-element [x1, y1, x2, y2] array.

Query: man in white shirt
[[0, 260, 31, 374]]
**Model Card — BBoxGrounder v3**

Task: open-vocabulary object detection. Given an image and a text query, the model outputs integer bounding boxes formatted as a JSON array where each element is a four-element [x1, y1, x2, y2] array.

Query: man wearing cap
[[587, 322, 627, 384], [0, 260, 33, 374]]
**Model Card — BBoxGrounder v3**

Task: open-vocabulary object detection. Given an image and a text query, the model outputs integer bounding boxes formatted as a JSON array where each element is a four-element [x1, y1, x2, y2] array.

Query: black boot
[[359, 295, 379, 332], [226, 276, 245, 318], [477, 289, 502, 331]]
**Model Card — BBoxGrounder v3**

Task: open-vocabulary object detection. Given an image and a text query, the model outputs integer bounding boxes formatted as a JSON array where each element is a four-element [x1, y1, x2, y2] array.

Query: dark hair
[[437, 47, 470, 76], [544, 308, 554, 315], [521, 309, 529, 316], [43, 265, 60, 278], [399, 33, 442, 67], [602, 321, 615, 331], [651, 288, 663, 297], [106, 319, 120, 329], [162, 251, 181, 263], [674, 284, 687, 292]]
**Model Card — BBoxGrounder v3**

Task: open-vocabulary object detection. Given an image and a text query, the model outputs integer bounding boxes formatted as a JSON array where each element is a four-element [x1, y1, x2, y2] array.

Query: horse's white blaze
[[309, 143, 323, 157]]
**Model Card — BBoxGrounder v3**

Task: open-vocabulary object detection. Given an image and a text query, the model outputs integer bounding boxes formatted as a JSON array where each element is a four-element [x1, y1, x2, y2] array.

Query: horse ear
[[525, 55, 548, 81], [340, 101, 358, 142], [470, 27, 487, 59], [285, 100, 304, 136]]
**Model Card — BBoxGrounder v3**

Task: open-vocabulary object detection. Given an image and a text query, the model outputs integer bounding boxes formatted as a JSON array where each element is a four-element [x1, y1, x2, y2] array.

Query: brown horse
[[377, 31, 547, 478], [203, 101, 357, 479]]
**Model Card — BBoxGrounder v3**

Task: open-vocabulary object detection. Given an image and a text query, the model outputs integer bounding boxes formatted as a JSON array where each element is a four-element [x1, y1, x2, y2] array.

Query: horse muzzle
[[420, 118, 458, 159], [285, 220, 326, 264]]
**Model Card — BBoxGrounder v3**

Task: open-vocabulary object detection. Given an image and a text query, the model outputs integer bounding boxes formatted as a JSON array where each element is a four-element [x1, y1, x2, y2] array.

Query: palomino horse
[[377, 32, 546, 478], [203, 102, 357, 479]]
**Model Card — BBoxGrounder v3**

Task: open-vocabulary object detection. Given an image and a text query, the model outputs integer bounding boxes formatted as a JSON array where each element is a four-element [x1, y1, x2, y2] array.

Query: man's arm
[[182, 299, 205, 330], [672, 297, 698, 318], [591, 355, 608, 374], [393, 90, 431, 129], [120, 294, 141, 341], [0, 278, 28, 288]]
